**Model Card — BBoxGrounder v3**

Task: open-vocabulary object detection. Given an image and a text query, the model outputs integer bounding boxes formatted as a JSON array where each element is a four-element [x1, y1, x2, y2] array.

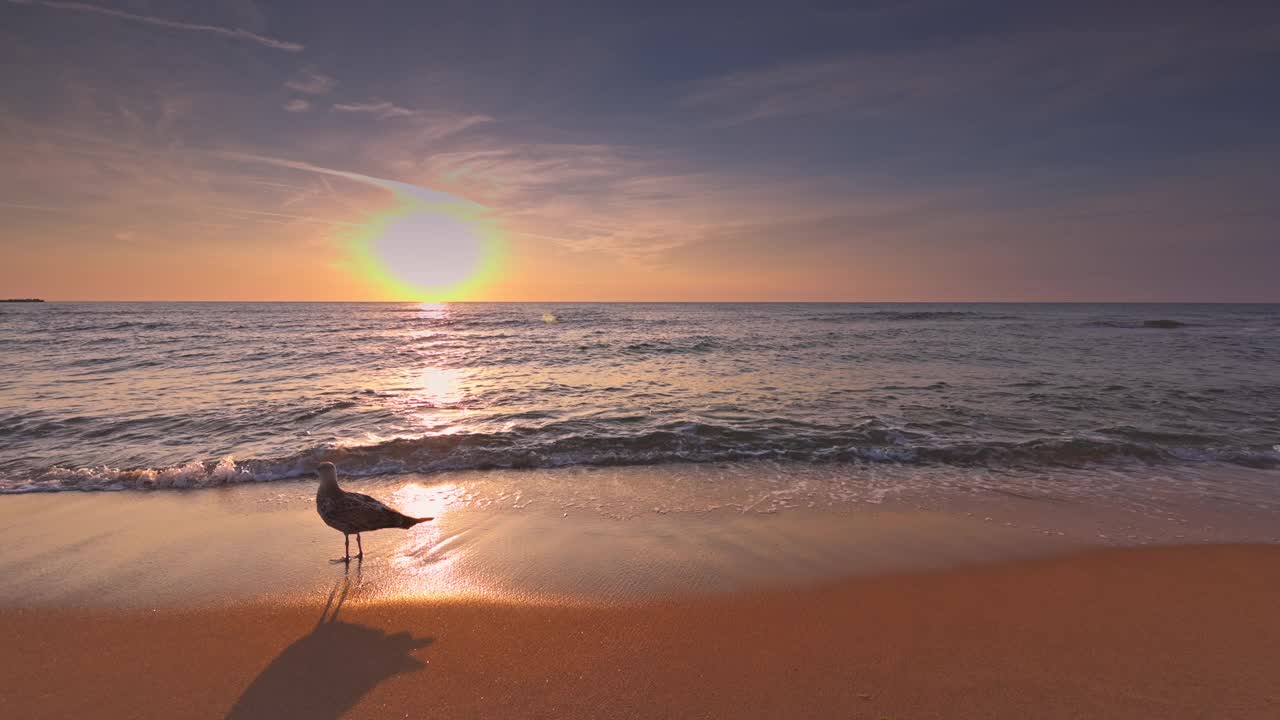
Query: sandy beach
[[1, 475, 1278, 719], [1, 543, 1275, 719]]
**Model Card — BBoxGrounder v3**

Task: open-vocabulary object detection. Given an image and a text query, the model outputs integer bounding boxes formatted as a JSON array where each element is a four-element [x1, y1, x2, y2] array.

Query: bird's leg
[[330, 534, 351, 563], [356, 533, 364, 559]]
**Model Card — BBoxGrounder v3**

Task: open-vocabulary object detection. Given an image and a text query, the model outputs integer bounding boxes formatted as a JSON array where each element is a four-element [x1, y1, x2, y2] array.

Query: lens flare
[[345, 177, 503, 300]]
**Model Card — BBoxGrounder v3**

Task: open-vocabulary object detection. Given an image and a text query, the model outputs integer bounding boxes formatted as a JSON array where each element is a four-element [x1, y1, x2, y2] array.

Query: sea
[[1, 302, 1277, 519]]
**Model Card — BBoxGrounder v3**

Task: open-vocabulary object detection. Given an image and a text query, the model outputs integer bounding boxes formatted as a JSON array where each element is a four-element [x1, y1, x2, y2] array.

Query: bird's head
[[315, 462, 338, 486]]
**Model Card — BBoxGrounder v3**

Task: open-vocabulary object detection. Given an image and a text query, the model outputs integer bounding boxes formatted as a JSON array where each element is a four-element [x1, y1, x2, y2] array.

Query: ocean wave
[[808, 310, 1017, 322], [49, 321, 177, 333], [1087, 319, 1192, 329], [623, 337, 720, 354], [292, 400, 359, 422], [1095, 425, 1223, 445], [5, 424, 1276, 493]]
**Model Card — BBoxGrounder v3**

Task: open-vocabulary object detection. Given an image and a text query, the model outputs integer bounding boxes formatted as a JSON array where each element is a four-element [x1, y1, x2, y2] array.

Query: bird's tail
[[399, 514, 434, 529]]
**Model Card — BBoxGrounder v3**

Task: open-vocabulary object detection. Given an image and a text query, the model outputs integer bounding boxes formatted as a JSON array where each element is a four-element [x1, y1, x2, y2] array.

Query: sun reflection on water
[[416, 302, 448, 320], [382, 482, 512, 601], [393, 481, 465, 521], [400, 366, 468, 412]]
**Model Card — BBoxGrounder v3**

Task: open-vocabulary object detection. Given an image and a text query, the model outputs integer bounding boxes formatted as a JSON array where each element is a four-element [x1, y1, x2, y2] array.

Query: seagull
[[313, 462, 433, 563]]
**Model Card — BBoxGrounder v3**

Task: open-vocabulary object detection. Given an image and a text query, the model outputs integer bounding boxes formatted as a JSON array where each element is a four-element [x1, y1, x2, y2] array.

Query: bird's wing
[[317, 494, 338, 515], [335, 491, 411, 529], [342, 491, 394, 513]]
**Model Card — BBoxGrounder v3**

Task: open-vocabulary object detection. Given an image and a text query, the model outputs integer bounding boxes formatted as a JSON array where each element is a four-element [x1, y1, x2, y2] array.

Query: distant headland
[[0, 299, 44, 303]]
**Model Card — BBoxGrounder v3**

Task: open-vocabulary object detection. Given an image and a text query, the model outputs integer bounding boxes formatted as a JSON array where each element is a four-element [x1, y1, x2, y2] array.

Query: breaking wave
[[6, 423, 1277, 493]]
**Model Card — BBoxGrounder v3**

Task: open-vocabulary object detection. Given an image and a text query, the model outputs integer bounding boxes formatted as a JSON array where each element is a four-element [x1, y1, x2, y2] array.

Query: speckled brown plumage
[[313, 462, 431, 562]]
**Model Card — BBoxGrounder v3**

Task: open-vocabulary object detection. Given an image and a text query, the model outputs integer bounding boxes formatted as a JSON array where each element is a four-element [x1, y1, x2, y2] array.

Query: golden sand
[[3, 544, 1277, 719]]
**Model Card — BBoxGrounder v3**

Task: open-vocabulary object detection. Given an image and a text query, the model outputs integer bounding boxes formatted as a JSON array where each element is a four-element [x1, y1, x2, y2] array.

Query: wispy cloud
[[282, 98, 310, 113], [415, 144, 630, 199], [217, 151, 473, 210], [413, 113, 494, 142], [7, 0, 304, 52], [328, 101, 493, 140], [285, 71, 335, 95], [209, 206, 361, 227], [685, 14, 1280, 125], [330, 101, 417, 118], [0, 201, 75, 213]]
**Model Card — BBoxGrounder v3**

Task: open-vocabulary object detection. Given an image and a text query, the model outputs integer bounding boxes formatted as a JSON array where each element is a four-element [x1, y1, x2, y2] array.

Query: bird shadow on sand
[[225, 564, 434, 720]]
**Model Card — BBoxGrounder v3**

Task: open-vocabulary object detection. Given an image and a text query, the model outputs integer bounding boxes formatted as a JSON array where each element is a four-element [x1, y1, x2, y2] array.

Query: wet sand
[[2, 544, 1277, 719], [4, 466, 1272, 609], [0, 477, 1088, 608]]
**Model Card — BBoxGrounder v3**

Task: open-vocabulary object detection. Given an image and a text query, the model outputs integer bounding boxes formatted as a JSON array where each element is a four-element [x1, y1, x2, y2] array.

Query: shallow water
[[0, 472, 1083, 608], [0, 302, 1277, 511]]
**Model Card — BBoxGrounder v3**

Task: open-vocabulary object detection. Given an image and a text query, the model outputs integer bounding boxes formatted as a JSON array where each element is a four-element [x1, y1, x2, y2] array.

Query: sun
[[346, 178, 503, 301]]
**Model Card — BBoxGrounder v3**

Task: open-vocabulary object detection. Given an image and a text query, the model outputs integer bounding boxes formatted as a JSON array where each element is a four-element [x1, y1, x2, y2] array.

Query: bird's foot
[[355, 552, 364, 560], [329, 556, 351, 564]]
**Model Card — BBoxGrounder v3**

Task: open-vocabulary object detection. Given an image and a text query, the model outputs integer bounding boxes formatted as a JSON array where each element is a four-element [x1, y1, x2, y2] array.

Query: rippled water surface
[[1, 302, 1277, 503]]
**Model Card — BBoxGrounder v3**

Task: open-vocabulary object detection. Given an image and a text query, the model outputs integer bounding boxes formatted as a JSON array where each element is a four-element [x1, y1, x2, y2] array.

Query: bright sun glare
[[347, 178, 503, 300]]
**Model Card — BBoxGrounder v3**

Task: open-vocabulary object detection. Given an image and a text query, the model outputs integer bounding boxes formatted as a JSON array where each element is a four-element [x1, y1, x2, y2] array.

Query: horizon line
[[7, 299, 1279, 305]]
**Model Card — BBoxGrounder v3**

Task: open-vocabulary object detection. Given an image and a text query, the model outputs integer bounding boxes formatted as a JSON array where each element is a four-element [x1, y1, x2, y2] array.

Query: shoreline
[[2, 466, 1277, 609], [4, 544, 1277, 719], [0, 491, 1079, 609]]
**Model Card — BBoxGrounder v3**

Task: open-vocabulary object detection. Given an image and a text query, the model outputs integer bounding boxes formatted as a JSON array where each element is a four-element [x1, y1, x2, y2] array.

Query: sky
[[1, 0, 1278, 301]]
